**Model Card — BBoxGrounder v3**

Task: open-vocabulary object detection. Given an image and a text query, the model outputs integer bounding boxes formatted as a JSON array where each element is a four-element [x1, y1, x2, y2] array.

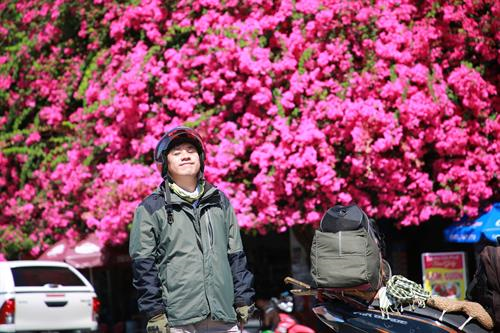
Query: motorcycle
[[285, 275, 494, 333], [244, 292, 315, 333], [313, 294, 492, 333]]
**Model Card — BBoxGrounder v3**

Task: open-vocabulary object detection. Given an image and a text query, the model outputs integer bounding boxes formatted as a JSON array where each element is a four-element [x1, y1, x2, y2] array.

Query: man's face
[[166, 142, 201, 179]]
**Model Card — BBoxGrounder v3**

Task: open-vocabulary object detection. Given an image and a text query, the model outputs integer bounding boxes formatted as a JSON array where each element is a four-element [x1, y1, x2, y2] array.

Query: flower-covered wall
[[0, 0, 498, 259]]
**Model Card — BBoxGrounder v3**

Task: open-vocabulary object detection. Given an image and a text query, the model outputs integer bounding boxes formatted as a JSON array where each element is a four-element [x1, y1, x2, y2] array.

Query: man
[[129, 126, 255, 333]]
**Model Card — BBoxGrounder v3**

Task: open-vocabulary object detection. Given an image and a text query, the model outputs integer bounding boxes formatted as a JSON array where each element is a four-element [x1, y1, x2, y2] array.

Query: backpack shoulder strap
[[218, 190, 230, 212], [216, 189, 231, 241], [161, 180, 174, 225]]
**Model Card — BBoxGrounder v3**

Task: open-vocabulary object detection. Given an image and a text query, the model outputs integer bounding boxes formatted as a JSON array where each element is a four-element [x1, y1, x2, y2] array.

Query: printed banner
[[421, 252, 467, 300]]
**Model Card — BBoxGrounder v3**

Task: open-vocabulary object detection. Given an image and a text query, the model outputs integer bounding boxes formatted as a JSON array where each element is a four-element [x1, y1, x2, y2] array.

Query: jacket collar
[[155, 181, 217, 205]]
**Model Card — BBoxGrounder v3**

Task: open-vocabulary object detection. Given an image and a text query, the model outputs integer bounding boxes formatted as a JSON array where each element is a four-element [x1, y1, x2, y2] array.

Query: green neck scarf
[[169, 180, 205, 203]]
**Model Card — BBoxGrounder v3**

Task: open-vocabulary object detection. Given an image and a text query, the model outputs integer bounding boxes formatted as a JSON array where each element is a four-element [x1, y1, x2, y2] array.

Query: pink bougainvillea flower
[[0, 0, 497, 259]]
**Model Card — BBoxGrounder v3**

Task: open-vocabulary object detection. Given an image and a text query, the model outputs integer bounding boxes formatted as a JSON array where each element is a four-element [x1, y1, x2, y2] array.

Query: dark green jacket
[[129, 182, 254, 326]]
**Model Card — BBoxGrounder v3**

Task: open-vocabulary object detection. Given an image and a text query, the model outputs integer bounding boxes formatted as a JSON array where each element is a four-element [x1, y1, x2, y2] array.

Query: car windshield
[[12, 266, 85, 287]]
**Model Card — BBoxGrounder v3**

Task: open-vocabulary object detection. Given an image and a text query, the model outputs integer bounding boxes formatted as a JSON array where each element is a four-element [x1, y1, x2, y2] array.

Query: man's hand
[[147, 313, 169, 333], [235, 304, 255, 325]]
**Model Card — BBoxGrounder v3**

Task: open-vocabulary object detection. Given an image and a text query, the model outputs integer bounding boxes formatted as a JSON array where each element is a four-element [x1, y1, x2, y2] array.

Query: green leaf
[[427, 69, 437, 102], [298, 48, 313, 75], [394, 109, 400, 120], [273, 88, 285, 117], [461, 61, 474, 69], [390, 64, 397, 82], [446, 87, 459, 103], [402, 81, 409, 101]]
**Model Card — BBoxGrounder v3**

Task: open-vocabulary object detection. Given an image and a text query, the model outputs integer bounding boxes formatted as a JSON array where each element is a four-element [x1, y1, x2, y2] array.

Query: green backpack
[[310, 204, 383, 291]]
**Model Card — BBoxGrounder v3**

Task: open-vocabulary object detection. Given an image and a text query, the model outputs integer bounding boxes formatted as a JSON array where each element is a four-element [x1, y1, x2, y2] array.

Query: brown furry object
[[426, 295, 494, 330]]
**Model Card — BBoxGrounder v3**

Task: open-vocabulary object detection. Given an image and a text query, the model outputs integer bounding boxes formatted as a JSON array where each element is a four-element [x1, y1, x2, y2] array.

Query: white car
[[0, 260, 99, 333]]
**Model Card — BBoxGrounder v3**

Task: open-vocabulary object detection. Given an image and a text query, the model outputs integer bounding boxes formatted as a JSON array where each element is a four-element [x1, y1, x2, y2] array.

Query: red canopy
[[65, 233, 104, 268], [39, 233, 130, 268], [38, 238, 73, 261]]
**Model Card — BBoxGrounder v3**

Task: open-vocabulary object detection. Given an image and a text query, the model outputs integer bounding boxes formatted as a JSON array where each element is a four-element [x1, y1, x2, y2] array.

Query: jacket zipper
[[339, 231, 342, 256], [192, 202, 203, 250], [207, 212, 214, 249]]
